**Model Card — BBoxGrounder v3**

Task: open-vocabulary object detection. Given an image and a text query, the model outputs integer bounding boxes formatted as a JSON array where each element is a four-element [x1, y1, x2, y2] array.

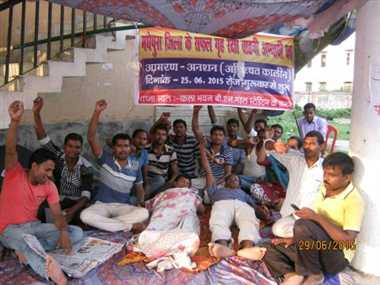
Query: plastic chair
[[325, 125, 338, 153]]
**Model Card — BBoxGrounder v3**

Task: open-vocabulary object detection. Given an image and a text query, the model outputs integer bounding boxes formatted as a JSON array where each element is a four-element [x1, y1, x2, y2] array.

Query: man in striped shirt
[[225, 118, 245, 175], [145, 124, 179, 199], [32, 97, 93, 225], [80, 100, 148, 232], [169, 119, 199, 179], [192, 106, 233, 196]]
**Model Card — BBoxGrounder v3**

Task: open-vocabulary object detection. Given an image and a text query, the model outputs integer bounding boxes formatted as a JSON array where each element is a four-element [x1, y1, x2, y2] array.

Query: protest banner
[[137, 27, 294, 110]]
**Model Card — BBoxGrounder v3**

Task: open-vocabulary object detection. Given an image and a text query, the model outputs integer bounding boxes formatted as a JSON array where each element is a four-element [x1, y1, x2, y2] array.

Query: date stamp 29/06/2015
[[298, 240, 357, 251]]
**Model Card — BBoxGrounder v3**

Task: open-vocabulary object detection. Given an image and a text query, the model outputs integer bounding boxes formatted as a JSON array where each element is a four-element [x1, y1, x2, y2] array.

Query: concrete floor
[[347, 267, 380, 285]]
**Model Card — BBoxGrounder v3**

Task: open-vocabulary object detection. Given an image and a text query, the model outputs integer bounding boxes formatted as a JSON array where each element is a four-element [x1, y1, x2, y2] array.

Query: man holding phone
[[291, 204, 300, 211], [257, 131, 325, 238], [262, 152, 364, 285]]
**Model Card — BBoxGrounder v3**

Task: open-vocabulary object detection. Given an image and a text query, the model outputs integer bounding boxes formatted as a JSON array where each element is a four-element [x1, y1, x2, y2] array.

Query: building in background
[[294, 34, 355, 109]]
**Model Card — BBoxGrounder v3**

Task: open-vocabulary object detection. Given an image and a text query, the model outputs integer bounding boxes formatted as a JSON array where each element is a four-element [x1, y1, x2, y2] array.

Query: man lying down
[[134, 175, 204, 272]]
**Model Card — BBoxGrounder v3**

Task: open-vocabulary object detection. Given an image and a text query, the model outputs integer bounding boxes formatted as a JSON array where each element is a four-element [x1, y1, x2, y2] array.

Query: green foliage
[[267, 108, 351, 141], [316, 108, 351, 120]]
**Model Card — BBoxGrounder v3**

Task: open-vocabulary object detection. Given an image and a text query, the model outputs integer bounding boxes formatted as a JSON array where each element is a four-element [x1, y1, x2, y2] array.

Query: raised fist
[[32, 96, 44, 113], [193, 105, 202, 112], [8, 101, 24, 122], [95, 99, 107, 113]]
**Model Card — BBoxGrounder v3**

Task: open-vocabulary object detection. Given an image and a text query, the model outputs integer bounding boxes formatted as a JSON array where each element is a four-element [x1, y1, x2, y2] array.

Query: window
[[321, 53, 327, 67], [305, 82, 312, 93], [346, 49, 353, 66], [319, 82, 327, 92], [343, 81, 353, 92], [307, 61, 312, 68], [346, 52, 352, 66]]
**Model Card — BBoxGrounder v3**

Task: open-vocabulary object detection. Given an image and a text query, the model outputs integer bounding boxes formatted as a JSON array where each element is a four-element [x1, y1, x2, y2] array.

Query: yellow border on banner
[[139, 27, 294, 67]]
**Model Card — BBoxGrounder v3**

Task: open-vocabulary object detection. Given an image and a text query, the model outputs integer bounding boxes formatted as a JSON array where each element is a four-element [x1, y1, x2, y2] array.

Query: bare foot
[[46, 255, 67, 285], [303, 273, 324, 285], [237, 247, 267, 261], [15, 250, 27, 265], [281, 272, 304, 285], [208, 242, 235, 258]]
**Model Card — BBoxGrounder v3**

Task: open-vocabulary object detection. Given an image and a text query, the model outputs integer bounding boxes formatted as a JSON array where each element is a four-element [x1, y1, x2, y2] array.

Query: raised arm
[[5, 101, 24, 170], [168, 160, 179, 183], [256, 140, 268, 164], [192, 106, 204, 142], [88, 100, 107, 158], [32, 96, 48, 140], [256, 128, 284, 163], [149, 112, 171, 136], [237, 108, 248, 133], [199, 140, 215, 187], [238, 108, 257, 134], [207, 106, 217, 124]]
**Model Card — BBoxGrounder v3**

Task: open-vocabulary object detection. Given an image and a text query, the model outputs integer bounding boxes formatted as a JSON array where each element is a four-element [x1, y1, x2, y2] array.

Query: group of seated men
[[0, 98, 364, 285]]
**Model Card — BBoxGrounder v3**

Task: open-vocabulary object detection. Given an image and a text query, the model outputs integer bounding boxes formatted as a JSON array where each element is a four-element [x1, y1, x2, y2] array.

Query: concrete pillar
[[349, 0, 380, 276]]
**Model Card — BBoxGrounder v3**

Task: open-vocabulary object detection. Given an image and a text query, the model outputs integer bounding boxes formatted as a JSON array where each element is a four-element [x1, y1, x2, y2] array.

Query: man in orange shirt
[[0, 101, 83, 285]]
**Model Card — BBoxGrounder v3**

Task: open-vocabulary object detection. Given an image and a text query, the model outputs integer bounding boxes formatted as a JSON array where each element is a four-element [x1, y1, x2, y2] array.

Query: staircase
[[0, 27, 137, 129], [0, 0, 142, 129]]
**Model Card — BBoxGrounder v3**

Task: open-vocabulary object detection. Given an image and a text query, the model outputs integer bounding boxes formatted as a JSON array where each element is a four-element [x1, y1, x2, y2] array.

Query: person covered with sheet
[[136, 175, 204, 271]]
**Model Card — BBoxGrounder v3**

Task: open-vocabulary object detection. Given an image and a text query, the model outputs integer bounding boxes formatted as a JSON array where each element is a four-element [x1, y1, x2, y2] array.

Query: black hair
[[153, 124, 169, 134], [323, 152, 354, 175], [227, 118, 239, 126], [132, 129, 147, 138], [210, 125, 225, 135], [175, 175, 191, 187], [64, 133, 83, 145], [288, 136, 303, 149], [304, 103, 316, 111], [224, 174, 240, 186], [112, 133, 131, 146], [28, 148, 57, 168], [173, 119, 187, 128], [254, 119, 268, 127], [271, 124, 283, 132], [305, 131, 324, 145], [175, 175, 190, 182]]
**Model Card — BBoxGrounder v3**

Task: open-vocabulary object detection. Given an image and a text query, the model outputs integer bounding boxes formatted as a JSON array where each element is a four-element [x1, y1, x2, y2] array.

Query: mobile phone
[[291, 204, 300, 211]]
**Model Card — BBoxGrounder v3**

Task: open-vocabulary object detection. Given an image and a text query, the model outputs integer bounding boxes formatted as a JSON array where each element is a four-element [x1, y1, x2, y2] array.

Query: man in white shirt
[[297, 103, 328, 139], [257, 131, 324, 238]]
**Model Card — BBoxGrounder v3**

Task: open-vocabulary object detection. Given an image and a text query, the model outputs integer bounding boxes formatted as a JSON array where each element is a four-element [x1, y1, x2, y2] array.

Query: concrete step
[[0, 29, 132, 129]]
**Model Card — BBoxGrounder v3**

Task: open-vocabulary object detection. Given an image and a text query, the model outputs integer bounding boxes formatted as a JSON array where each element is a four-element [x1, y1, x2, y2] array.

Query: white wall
[[294, 34, 355, 93]]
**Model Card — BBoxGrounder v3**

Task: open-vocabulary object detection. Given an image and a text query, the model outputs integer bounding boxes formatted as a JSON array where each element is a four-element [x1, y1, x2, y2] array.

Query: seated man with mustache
[[263, 152, 364, 285]]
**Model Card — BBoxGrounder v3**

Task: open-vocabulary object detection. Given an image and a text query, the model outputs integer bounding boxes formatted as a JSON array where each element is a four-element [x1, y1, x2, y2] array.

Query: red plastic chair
[[325, 125, 338, 153]]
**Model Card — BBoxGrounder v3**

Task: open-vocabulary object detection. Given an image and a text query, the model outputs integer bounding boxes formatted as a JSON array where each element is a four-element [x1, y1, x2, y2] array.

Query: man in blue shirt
[[297, 103, 328, 139], [80, 100, 149, 232], [130, 129, 149, 181], [199, 140, 266, 260]]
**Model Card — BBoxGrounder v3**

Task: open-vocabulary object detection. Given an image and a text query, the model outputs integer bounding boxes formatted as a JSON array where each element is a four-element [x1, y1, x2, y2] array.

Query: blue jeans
[[0, 221, 83, 279]]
